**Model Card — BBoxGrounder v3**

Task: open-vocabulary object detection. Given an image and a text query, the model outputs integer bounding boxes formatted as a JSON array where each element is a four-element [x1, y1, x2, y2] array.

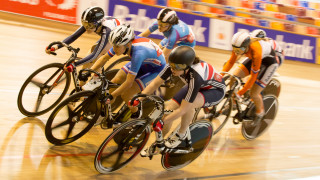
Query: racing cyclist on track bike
[[222, 31, 282, 125], [83, 24, 166, 118], [45, 6, 122, 87], [138, 7, 196, 61], [130, 46, 226, 154]]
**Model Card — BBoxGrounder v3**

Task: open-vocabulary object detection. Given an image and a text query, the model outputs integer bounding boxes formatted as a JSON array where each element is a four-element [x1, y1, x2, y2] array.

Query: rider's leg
[[162, 100, 179, 137], [250, 84, 265, 115], [178, 93, 204, 136]]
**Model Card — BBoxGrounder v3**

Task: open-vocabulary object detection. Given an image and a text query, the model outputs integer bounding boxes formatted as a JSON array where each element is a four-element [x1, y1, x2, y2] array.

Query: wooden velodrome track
[[1, 12, 320, 180]]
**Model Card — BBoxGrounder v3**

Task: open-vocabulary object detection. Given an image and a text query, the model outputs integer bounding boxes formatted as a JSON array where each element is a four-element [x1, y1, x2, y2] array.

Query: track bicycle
[[45, 67, 133, 146], [193, 72, 279, 140], [94, 94, 213, 173], [17, 41, 129, 117]]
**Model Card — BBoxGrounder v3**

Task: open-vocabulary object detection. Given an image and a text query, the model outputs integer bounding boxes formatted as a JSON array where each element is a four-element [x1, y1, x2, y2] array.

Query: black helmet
[[169, 46, 195, 70], [81, 6, 104, 30], [157, 8, 178, 24]]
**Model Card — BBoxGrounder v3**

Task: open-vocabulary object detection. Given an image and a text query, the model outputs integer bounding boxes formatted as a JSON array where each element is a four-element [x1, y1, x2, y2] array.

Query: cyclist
[[139, 7, 196, 99], [138, 7, 196, 61], [45, 6, 122, 86], [250, 29, 284, 66], [222, 31, 281, 125], [132, 46, 226, 151], [85, 24, 166, 118]]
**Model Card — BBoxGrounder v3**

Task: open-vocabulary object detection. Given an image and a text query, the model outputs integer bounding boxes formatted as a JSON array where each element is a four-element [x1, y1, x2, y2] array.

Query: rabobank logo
[[275, 35, 314, 60], [45, 0, 76, 10], [112, 5, 207, 43]]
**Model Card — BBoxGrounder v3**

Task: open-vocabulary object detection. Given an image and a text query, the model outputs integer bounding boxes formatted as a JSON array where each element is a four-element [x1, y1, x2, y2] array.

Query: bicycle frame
[[47, 41, 82, 94], [128, 94, 194, 159]]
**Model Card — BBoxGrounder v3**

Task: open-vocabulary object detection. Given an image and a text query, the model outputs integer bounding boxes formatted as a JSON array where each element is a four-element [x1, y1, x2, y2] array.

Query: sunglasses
[[81, 20, 96, 30], [170, 63, 187, 71], [232, 46, 247, 55]]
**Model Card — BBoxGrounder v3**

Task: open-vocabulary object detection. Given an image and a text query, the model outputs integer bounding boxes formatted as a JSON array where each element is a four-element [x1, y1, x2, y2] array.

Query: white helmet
[[231, 32, 251, 55], [108, 24, 135, 46], [251, 29, 267, 38]]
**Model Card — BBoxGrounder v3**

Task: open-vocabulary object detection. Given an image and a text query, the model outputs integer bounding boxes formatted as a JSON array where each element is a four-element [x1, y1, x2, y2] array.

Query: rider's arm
[[138, 29, 152, 37], [237, 43, 262, 96], [142, 75, 165, 95], [222, 51, 237, 72], [74, 27, 111, 67], [89, 47, 114, 72], [163, 99, 193, 123]]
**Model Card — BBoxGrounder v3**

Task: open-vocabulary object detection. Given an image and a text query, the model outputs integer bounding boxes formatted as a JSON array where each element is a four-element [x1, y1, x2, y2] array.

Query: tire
[[94, 119, 151, 173], [161, 120, 213, 170], [45, 90, 100, 145], [241, 95, 279, 140], [18, 63, 71, 116]]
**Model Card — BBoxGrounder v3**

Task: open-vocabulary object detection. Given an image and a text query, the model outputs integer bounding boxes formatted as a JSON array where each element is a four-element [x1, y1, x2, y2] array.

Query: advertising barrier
[[108, 0, 210, 47], [1, 0, 78, 24], [1, 0, 318, 64]]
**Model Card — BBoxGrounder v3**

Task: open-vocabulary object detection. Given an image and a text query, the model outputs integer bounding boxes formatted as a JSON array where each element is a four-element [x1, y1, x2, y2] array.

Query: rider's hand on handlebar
[[45, 46, 56, 54]]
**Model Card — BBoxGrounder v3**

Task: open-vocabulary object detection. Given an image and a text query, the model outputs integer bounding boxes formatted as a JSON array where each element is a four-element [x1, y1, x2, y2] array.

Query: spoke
[[113, 150, 125, 168], [100, 147, 122, 161], [44, 68, 63, 86], [33, 90, 45, 112], [65, 121, 76, 139], [265, 100, 277, 114], [51, 118, 72, 130], [30, 79, 44, 88]]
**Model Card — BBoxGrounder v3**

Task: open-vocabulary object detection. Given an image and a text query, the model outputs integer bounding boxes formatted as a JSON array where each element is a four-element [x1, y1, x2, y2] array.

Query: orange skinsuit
[[222, 41, 264, 96]]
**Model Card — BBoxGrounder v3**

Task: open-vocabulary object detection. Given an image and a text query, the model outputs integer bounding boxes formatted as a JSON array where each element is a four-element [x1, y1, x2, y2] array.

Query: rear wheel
[[45, 90, 100, 145], [17, 63, 70, 116], [262, 77, 281, 97], [161, 120, 213, 170], [94, 119, 150, 173], [241, 95, 278, 140]]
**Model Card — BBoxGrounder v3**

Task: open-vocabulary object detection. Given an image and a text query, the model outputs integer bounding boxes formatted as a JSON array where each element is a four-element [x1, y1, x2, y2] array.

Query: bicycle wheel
[[18, 63, 71, 116], [241, 95, 279, 140], [45, 90, 100, 145], [94, 119, 151, 173], [161, 120, 213, 170], [262, 77, 281, 97]]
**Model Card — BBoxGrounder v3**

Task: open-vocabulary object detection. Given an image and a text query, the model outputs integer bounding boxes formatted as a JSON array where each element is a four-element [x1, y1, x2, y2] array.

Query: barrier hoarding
[[1, 0, 77, 24], [107, 0, 210, 47]]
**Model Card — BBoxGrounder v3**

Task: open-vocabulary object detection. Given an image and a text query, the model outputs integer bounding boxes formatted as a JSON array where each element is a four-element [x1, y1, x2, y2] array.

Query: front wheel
[[17, 63, 71, 116], [45, 90, 100, 145], [241, 95, 279, 140], [94, 119, 151, 174], [161, 120, 213, 170]]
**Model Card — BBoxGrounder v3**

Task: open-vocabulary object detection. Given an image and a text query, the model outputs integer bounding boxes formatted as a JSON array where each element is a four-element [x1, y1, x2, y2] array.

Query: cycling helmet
[[108, 24, 135, 46], [168, 46, 195, 70], [81, 6, 104, 30], [157, 8, 178, 24], [251, 29, 267, 38], [231, 31, 251, 55]]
